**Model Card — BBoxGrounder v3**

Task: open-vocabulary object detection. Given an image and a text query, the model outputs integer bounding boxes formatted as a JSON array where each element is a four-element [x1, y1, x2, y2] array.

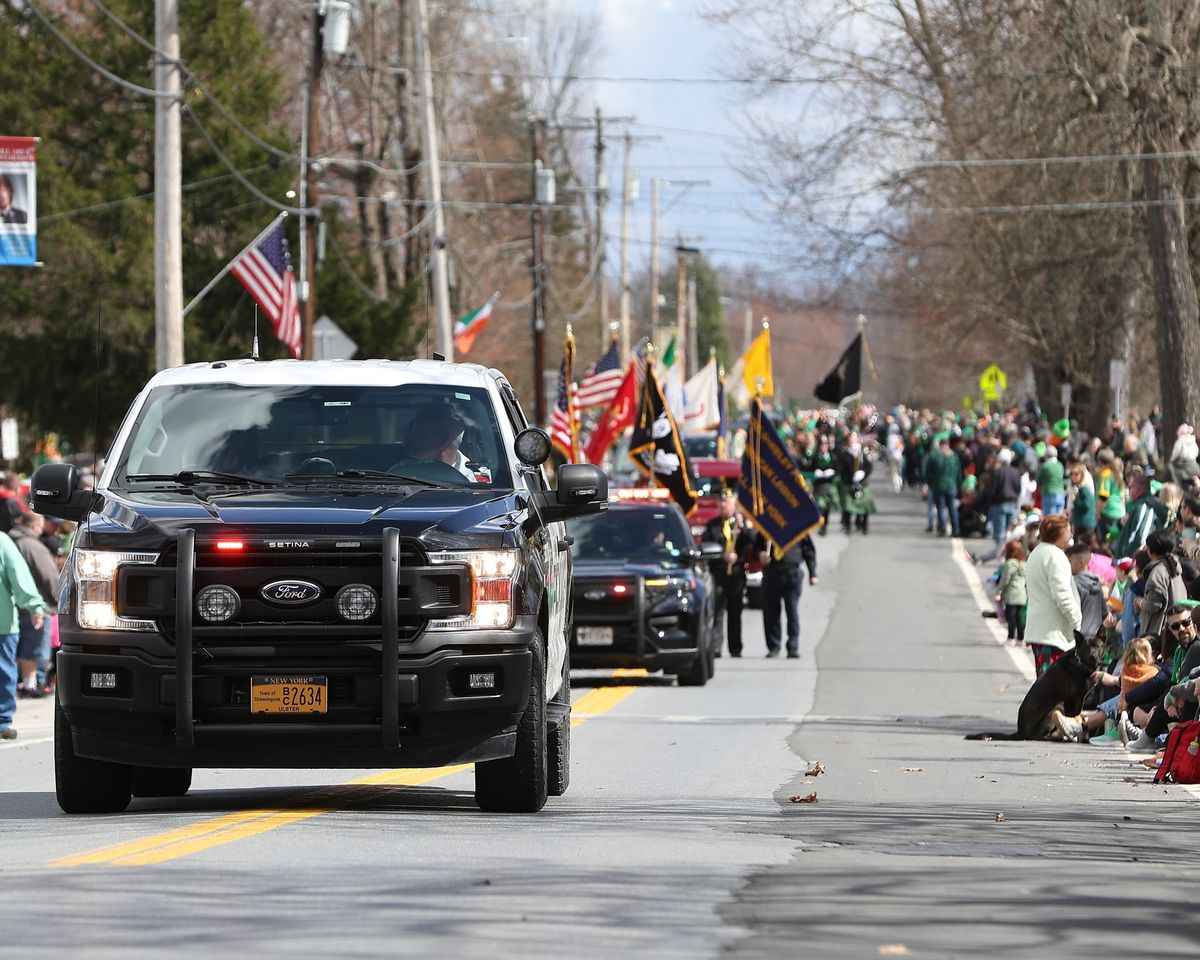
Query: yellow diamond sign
[[979, 364, 1007, 402]]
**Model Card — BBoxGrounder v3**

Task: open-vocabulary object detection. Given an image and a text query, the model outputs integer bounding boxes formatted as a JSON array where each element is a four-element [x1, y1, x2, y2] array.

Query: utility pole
[[594, 107, 608, 354], [531, 119, 547, 424], [686, 275, 699, 378], [675, 236, 688, 374], [413, 0, 453, 359], [299, 4, 325, 361], [649, 178, 660, 334], [618, 131, 634, 362], [154, 0, 183, 371]]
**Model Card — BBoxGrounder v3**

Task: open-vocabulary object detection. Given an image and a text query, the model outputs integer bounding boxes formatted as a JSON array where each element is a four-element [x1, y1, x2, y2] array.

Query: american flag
[[576, 338, 624, 409], [549, 334, 580, 462], [231, 219, 302, 358]]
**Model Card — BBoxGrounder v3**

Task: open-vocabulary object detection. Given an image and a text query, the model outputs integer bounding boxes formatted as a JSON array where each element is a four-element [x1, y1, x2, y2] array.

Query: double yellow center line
[[50, 670, 644, 868]]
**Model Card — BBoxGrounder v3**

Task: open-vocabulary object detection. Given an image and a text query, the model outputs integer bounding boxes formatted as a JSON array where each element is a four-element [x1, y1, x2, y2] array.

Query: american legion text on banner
[[738, 398, 823, 552], [0, 137, 37, 266]]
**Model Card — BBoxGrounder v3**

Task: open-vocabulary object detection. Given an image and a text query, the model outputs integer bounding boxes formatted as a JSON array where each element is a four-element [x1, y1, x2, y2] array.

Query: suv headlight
[[426, 550, 519, 630], [74, 549, 159, 631]]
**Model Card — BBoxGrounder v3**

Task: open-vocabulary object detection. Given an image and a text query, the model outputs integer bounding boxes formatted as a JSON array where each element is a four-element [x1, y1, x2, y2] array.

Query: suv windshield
[[570, 506, 693, 568], [113, 382, 512, 489]]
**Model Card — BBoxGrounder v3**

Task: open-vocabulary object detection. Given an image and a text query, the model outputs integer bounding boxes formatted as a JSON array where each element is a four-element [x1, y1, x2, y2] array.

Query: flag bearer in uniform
[[701, 492, 756, 658], [755, 532, 817, 658]]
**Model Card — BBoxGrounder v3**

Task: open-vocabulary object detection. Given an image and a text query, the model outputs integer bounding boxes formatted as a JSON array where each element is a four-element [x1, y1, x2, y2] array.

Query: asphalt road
[[3, 489, 1197, 959]]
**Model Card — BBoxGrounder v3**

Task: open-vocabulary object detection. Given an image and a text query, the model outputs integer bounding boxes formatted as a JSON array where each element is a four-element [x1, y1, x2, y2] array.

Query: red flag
[[584, 360, 638, 465]]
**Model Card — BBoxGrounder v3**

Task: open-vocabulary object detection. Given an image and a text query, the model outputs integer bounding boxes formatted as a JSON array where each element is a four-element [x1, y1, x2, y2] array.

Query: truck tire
[[55, 697, 132, 814], [131, 767, 193, 798], [547, 648, 571, 798], [474, 633, 549, 812], [676, 645, 710, 687]]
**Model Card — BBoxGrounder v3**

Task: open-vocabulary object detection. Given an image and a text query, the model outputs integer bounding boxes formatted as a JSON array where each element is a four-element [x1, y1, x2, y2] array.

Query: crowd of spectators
[[888, 403, 1200, 769], [1, 468, 83, 741]]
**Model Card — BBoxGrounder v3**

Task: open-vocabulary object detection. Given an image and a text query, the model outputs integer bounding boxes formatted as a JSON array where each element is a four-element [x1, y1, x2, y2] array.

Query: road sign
[[1109, 359, 1126, 391], [979, 364, 1007, 401], [1, 418, 16, 461], [312, 316, 358, 361]]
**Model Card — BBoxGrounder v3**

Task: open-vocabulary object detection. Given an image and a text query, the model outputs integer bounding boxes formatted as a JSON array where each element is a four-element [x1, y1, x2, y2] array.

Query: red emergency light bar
[[215, 541, 245, 552]]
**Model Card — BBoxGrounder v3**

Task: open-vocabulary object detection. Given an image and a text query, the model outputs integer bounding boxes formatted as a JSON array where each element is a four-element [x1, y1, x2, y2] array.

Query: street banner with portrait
[[0, 136, 37, 266]]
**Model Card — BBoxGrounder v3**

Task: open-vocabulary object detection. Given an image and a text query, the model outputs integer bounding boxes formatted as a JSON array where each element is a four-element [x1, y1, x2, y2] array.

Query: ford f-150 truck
[[29, 358, 606, 815]]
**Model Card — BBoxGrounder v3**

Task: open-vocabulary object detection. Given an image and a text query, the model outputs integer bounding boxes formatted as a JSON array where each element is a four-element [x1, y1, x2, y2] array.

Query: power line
[[27, 0, 177, 99], [911, 148, 1200, 170], [37, 165, 275, 224], [435, 68, 798, 86], [183, 105, 312, 215]]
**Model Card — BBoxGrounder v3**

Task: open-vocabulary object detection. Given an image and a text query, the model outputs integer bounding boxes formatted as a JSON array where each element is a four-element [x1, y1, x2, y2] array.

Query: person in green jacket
[[1069, 463, 1097, 538], [922, 437, 962, 537], [0, 531, 46, 740], [1112, 471, 1169, 559], [1036, 446, 1067, 516]]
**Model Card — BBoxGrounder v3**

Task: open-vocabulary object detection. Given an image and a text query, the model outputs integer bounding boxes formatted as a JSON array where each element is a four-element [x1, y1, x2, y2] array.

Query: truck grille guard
[[173, 527, 469, 752]]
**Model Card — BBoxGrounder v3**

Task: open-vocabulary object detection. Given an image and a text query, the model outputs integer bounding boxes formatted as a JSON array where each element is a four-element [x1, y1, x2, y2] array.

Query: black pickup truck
[[29, 359, 606, 814]]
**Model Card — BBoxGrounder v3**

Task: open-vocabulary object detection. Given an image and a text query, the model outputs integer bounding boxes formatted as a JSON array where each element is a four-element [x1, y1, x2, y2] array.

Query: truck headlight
[[426, 550, 519, 630], [74, 549, 159, 631]]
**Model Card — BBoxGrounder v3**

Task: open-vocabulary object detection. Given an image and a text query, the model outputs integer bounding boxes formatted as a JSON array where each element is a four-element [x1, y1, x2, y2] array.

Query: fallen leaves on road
[[789, 792, 819, 804], [877, 946, 911, 956], [995, 812, 1006, 822], [903, 766, 923, 773], [1140, 757, 1160, 769], [805, 762, 826, 777], [1122, 776, 1139, 785]]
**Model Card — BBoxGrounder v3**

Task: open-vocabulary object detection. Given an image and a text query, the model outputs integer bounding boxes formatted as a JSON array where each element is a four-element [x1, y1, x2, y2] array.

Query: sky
[[573, 0, 787, 283]]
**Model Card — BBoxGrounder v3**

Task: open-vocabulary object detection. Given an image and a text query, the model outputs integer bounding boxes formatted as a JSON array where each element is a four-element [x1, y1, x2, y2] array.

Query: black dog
[[966, 631, 1104, 741]]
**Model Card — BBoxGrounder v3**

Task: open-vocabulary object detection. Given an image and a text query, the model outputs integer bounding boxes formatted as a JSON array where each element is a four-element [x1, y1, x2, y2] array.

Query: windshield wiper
[[125, 470, 283, 487], [284, 468, 443, 486]]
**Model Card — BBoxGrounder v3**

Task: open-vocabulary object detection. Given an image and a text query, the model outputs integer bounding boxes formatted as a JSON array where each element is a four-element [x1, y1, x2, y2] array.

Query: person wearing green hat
[[1053, 418, 1071, 441]]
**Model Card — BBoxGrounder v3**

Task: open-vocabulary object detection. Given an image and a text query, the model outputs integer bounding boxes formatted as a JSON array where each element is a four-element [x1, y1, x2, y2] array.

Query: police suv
[[569, 489, 720, 685], [29, 359, 607, 815]]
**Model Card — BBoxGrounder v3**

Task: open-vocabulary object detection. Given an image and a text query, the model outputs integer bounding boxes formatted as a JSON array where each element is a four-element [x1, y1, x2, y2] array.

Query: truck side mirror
[[29, 463, 96, 523], [554, 464, 608, 518]]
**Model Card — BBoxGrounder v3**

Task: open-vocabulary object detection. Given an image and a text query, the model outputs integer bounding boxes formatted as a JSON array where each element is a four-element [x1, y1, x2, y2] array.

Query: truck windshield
[[569, 507, 693, 568], [113, 383, 512, 489]]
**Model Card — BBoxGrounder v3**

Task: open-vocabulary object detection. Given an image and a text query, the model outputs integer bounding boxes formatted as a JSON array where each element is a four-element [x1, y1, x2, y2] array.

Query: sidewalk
[[2, 691, 54, 747]]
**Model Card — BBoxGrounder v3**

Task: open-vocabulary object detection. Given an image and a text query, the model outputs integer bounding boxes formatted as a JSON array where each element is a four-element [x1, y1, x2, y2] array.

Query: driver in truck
[[404, 403, 492, 484]]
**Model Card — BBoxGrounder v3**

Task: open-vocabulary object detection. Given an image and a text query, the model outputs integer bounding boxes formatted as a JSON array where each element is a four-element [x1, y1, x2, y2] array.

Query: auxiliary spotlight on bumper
[[336, 584, 378, 622]]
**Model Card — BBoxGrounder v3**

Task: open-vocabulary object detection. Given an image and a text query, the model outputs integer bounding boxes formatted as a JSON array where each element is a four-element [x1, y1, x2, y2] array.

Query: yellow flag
[[740, 327, 773, 398]]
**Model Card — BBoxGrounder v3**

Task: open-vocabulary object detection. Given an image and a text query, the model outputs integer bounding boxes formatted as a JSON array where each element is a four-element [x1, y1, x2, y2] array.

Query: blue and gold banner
[[738, 398, 822, 552]]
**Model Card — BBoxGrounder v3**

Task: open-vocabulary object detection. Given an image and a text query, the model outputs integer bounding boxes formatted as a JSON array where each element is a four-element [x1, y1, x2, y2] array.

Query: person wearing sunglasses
[[1120, 605, 1200, 752]]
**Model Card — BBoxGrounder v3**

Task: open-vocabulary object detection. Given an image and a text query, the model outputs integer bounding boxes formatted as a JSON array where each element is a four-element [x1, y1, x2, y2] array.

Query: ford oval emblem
[[260, 579, 322, 605], [583, 589, 606, 601]]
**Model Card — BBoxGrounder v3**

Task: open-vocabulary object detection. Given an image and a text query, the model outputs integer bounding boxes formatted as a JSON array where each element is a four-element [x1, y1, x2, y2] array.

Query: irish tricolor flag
[[453, 294, 498, 356]]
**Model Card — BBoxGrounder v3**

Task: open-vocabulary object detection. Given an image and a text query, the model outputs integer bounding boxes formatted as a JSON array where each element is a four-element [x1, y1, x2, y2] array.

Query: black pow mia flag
[[814, 333, 863, 404], [628, 362, 698, 516]]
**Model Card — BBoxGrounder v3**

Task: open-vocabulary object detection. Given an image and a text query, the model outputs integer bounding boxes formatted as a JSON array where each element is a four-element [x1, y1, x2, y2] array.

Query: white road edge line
[[0, 736, 53, 749], [950, 537, 1035, 682]]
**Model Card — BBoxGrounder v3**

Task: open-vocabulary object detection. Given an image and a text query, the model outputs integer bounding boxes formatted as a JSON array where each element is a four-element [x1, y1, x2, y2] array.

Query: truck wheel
[[131, 767, 193, 798], [547, 648, 571, 798], [475, 633, 549, 813], [676, 646, 710, 687], [55, 697, 132, 814]]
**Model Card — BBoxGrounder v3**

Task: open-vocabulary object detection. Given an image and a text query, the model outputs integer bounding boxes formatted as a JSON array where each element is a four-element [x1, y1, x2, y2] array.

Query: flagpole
[[182, 212, 289, 319]]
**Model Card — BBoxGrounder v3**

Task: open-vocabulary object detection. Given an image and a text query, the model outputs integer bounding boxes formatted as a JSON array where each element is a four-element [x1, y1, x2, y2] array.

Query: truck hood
[[80, 486, 525, 551]]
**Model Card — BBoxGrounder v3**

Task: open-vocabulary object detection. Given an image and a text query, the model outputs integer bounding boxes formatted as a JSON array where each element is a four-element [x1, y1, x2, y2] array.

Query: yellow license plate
[[251, 676, 328, 714]]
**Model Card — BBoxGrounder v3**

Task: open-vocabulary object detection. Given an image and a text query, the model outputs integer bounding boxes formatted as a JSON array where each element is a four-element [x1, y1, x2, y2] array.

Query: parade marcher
[[755, 532, 817, 659], [701, 493, 755, 658], [0, 530, 46, 741], [836, 431, 875, 534], [808, 433, 838, 536], [8, 512, 59, 697]]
